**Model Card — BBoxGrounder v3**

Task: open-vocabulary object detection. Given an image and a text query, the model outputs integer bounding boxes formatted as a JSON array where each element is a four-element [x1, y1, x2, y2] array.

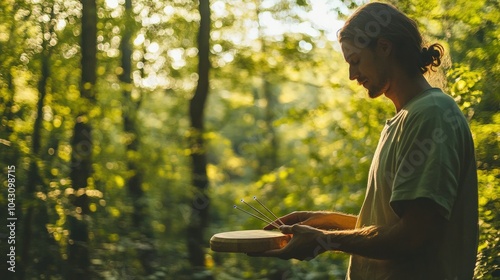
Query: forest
[[0, 0, 498, 279]]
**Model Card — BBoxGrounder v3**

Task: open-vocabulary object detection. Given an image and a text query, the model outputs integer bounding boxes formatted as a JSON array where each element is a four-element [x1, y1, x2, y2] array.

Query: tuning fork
[[233, 196, 285, 229]]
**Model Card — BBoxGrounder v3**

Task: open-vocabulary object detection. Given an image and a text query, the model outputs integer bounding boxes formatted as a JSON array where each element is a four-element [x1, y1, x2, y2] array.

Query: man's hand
[[263, 211, 357, 230], [249, 224, 338, 261]]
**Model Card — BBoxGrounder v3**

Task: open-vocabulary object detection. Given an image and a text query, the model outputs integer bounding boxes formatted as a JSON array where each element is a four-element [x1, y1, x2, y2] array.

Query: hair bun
[[419, 44, 444, 74]]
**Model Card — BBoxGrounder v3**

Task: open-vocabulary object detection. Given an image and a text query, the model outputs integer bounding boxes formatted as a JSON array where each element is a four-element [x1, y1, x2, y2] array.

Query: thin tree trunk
[[256, 2, 278, 174], [120, 0, 156, 274], [20, 34, 48, 280], [67, 0, 97, 278], [263, 79, 278, 172], [0, 1, 19, 144], [20, 4, 60, 278], [187, 0, 211, 272]]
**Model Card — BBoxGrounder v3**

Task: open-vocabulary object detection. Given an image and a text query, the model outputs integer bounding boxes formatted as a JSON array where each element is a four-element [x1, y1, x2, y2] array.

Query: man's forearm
[[320, 223, 422, 260], [318, 198, 445, 260]]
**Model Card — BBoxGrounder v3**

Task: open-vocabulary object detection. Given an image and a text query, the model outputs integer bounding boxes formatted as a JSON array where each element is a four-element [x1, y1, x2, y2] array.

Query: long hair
[[338, 2, 443, 76]]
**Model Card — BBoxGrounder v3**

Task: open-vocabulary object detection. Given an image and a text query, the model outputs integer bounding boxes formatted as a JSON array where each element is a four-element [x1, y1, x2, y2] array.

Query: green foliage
[[446, 64, 482, 117], [472, 116, 500, 279], [475, 169, 500, 279]]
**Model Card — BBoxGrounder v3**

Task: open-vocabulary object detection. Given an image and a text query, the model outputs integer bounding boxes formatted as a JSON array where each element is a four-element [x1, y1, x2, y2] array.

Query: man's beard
[[368, 88, 384, 99], [366, 76, 388, 99]]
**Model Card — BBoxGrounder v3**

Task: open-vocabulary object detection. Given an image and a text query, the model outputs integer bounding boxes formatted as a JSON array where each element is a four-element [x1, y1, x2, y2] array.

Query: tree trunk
[[187, 0, 211, 272], [256, 2, 279, 174], [20, 4, 60, 278], [263, 79, 278, 173], [67, 0, 97, 278], [20, 30, 48, 280], [0, 1, 19, 153], [120, 0, 156, 274]]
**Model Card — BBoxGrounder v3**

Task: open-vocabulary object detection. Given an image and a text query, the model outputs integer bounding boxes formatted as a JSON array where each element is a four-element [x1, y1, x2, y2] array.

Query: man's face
[[340, 39, 389, 99]]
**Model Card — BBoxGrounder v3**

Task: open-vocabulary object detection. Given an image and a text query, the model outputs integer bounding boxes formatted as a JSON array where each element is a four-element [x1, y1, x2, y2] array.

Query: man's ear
[[376, 38, 393, 57]]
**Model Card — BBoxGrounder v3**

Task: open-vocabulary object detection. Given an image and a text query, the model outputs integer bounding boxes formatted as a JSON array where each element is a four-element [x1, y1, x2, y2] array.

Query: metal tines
[[233, 196, 285, 229]]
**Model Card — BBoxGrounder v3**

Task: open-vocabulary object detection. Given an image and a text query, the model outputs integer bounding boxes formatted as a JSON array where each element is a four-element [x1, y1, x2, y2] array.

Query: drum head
[[210, 230, 290, 253]]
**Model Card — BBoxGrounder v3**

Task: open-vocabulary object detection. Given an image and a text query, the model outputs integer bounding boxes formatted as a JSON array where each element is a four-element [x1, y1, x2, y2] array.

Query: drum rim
[[209, 229, 290, 253], [211, 229, 286, 240]]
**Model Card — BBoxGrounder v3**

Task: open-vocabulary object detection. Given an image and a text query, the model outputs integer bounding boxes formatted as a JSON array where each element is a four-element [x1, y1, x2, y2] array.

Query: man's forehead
[[340, 40, 362, 58]]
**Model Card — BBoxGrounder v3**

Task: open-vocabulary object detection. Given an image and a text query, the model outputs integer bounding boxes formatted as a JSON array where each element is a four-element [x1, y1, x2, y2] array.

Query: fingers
[[279, 225, 294, 234], [263, 217, 291, 230], [262, 211, 309, 230], [263, 223, 279, 230], [268, 224, 305, 234], [249, 225, 320, 260], [283, 224, 316, 234], [248, 225, 297, 259], [279, 211, 306, 225]]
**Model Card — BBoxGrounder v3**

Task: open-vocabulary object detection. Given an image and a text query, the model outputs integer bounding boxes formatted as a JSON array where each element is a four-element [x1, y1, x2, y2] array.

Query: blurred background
[[0, 0, 498, 279]]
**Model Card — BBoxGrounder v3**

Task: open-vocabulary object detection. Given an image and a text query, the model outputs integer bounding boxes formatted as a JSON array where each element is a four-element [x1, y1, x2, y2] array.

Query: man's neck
[[385, 73, 432, 112]]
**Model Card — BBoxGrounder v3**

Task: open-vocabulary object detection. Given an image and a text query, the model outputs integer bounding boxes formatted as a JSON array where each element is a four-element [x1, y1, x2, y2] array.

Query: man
[[252, 3, 478, 279]]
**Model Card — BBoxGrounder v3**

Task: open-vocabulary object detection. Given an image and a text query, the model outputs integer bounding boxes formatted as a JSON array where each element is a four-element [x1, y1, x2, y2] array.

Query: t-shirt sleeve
[[389, 102, 462, 220]]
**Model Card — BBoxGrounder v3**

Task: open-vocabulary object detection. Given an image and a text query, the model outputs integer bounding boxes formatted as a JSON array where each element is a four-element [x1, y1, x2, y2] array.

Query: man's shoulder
[[409, 88, 456, 109], [406, 88, 461, 120]]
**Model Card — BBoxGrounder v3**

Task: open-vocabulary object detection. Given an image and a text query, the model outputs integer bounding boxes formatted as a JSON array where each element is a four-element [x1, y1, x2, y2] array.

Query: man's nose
[[349, 66, 359, 81]]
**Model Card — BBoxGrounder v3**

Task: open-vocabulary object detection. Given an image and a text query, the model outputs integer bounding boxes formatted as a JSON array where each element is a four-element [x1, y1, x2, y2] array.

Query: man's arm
[[324, 198, 445, 259], [253, 198, 445, 260]]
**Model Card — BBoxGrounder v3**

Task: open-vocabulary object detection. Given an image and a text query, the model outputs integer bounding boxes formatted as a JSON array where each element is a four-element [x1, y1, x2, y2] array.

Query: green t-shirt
[[347, 89, 478, 280]]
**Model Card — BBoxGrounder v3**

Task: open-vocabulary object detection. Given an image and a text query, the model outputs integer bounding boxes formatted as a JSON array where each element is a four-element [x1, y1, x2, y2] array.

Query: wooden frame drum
[[210, 230, 290, 253]]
